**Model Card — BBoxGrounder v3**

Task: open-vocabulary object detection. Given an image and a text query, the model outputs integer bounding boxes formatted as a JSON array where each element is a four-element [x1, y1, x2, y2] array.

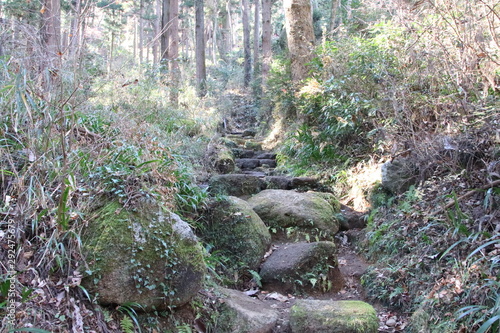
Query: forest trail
[[204, 91, 406, 332]]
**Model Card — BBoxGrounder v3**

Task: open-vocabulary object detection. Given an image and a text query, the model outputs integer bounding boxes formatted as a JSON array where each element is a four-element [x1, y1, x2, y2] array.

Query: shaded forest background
[[0, 0, 499, 332]]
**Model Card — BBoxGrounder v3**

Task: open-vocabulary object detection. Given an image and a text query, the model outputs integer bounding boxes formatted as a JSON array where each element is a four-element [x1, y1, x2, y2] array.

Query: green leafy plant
[[117, 302, 143, 333], [455, 237, 500, 332]]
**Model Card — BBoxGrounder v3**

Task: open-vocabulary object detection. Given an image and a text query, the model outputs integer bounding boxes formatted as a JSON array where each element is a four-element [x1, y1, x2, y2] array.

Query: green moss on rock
[[247, 189, 340, 239], [82, 200, 205, 311], [203, 197, 271, 271], [290, 300, 378, 333]]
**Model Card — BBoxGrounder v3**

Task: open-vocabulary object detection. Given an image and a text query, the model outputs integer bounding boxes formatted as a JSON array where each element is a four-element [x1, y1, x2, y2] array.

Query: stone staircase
[[202, 128, 378, 333]]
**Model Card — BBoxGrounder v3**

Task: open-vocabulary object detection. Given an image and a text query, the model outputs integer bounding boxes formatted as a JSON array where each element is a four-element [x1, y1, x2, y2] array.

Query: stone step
[[208, 174, 322, 197], [235, 158, 277, 170], [255, 152, 277, 160], [236, 158, 261, 170], [231, 148, 256, 158]]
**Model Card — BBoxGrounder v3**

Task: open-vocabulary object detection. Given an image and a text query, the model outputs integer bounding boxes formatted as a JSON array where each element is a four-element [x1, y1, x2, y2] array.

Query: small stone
[[386, 318, 397, 327]]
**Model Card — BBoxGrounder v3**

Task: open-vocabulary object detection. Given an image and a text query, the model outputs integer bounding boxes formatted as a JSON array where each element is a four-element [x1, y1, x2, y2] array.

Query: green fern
[[120, 316, 135, 333]]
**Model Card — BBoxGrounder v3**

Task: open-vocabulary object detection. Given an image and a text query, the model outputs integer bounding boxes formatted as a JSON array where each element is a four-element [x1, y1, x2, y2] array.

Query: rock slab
[[289, 299, 379, 333], [216, 288, 279, 333], [259, 241, 343, 293], [209, 174, 265, 197]]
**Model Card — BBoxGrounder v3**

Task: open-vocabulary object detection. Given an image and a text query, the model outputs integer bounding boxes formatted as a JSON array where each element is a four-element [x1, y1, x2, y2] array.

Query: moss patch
[[290, 300, 378, 333], [203, 196, 271, 271], [82, 200, 205, 310]]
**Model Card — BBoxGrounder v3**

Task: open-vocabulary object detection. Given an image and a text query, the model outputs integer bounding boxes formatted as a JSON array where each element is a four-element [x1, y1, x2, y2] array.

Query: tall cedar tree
[[283, 0, 315, 81], [242, 0, 251, 87], [195, 0, 207, 97]]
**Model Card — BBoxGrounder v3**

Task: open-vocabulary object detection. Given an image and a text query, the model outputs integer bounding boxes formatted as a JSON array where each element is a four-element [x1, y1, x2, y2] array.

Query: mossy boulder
[[247, 190, 340, 239], [289, 300, 378, 333], [244, 141, 263, 150], [202, 196, 271, 270], [259, 241, 343, 293], [215, 288, 278, 333], [208, 174, 265, 197], [214, 146, 235, 174], [82, 200, 205, 311]]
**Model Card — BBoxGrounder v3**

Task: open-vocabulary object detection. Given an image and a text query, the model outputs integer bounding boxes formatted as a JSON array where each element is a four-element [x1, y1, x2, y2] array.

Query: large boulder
[[381, 157, 419, 194], [289, 300, 379, 333], [215, 288, 279, 333], [208, 174, 265, 197], [82, 200, 205, 311], [247, 189, 340, 239], [202, 196, 271, 270], [259, 241, 344, 293]]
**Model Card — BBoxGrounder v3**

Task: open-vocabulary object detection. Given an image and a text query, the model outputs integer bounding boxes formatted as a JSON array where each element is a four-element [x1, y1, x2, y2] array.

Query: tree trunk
[[195, 0, 207, 97], [69, 0, 81, 59], [242, 0, 251, 87], [261, 0, 272, 81], [139, 0, 144, 65], [329, 0, 340, 32], [42, 0, 61, 64], [253, 0, 260, 79], [153, 0, 161, 64], [218, 6, 230, 62], [161, 0, 170, 61], [168, 0, 179, 106], [283, 0, 315, 82]]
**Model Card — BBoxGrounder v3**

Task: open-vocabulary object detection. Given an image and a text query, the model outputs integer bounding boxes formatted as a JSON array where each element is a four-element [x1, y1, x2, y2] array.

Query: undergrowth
[[0, 52, 213, 331]]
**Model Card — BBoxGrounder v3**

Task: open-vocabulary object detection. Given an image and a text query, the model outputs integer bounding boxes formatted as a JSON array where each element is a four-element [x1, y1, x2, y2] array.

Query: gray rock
[[245, 141, 263, 151], [209, 174, 265, 197], [259, 241, 344, 293], [258, 159, 277, 168], [290, 177, 320, 190], [232, 148, 256, 158], [247, 190, 340, 239], [381, 157, 419, 194], [265, 176, 292, 190], [338, 205, 366, 230], [236, 158, 261, 170], [242, 128, 257, 137], [202, 196, 271, 270], [215, 288, 279, 333], [289, 299, 379, 333], [82, 201, 205, 311], [256, 152, 277, 160]]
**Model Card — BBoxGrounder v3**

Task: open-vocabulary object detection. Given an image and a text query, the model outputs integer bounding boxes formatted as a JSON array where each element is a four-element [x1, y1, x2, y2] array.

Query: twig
[[440, 179, 500, 212]]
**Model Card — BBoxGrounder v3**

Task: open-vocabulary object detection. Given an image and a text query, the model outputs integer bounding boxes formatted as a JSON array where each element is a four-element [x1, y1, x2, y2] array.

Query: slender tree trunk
[[153, 0, 161, 64], [253, 0, 260, 78], [139, 0, 144, 65], [261, 0, 272, 81], [161, 0, 170, 61], [108, 32, 115, 76], [283, 0, 315, 82], [196, 0, 207, 97], [169, 0, 179, 106], [329, 0, 340, 32], [133, 18, 137, 62], [69, 0, 81, 59], [227, 1, 235, 50], [42, 0, 62, 64], [242, 0, 251, 87], [218, 6, 230, 62]]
